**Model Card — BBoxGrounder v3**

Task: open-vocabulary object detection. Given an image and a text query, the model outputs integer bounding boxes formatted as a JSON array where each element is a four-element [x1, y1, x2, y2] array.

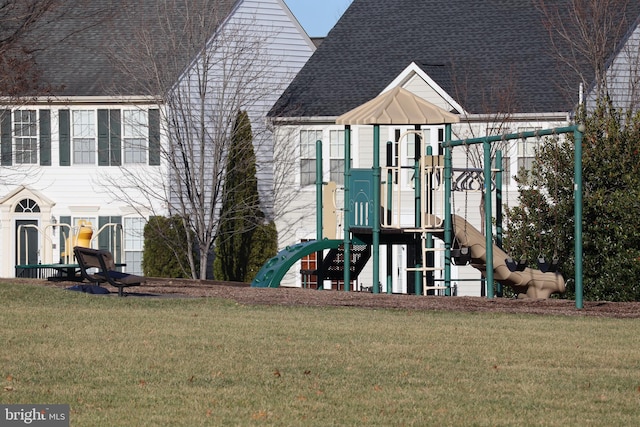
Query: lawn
[[1, 283, 639, 426]]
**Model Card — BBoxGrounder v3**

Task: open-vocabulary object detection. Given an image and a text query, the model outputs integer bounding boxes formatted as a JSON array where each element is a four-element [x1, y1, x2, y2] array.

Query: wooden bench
[[73, 246, 145, 296]]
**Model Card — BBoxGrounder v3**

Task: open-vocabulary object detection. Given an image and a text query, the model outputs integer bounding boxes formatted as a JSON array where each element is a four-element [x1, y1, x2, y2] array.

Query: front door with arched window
[[14, 198, 41, 266]]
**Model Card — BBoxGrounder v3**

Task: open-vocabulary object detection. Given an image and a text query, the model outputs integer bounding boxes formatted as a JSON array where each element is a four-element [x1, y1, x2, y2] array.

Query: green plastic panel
[[251, 239, 343, 288]]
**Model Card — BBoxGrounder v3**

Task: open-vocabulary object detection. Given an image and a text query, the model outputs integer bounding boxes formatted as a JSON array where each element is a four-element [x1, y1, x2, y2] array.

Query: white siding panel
[[600, 22, 640, 112], [357, 126, 374, 167], [404, 75, 453, 112], [221, 0, 315, 216]]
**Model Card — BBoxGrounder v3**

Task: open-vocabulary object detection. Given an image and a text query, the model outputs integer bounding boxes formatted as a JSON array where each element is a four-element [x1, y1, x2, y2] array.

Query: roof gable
[[270, 0, 640, 118], [384, 62, 464, 115]]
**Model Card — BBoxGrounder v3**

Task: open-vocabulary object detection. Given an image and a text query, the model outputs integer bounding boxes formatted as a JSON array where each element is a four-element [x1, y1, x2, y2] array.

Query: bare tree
[[103, 0, 286, 279], [0, 0, 112, 97], [535, 0, 639, 107], [0, 0, 114, 189], [0, 0, 59, 96], [449, 61, 519, 170]]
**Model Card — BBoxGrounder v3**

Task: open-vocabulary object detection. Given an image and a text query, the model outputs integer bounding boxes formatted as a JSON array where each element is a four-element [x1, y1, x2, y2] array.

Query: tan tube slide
[[428, 215, 565, 298]]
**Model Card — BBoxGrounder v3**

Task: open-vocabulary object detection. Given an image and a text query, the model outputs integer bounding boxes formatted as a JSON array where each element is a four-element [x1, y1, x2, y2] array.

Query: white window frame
[[300, 129, 322, 187], [72, 110, 96, 165], [390, 126, 423, 190], [517, 127, 542, 176], [123, 109, 148, 164], [124, 217, 145, 275], [329, 129, 345, 185], [13, 110, 38, 165]]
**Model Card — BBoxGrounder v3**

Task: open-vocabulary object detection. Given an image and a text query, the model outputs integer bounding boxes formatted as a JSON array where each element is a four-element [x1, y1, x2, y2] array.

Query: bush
[[505, 102, 640, 301], [143, 216, 197, 278]]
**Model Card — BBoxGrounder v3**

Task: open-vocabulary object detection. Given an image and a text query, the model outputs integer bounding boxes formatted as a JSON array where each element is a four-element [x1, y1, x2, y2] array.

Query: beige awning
[[336, 86, 459, 125]]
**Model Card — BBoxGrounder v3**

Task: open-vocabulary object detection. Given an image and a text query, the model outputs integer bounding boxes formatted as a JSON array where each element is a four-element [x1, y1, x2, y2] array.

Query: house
[[0, 0, 315, 278], [267, 0, 640, 295]]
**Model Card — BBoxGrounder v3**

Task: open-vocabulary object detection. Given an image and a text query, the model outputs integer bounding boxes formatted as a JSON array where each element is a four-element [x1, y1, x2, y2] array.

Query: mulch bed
[[6, 278, 640, 319]]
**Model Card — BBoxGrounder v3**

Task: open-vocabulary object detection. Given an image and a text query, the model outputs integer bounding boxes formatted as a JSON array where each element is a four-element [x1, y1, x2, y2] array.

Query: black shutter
[[59, 215, 71, 262], [97, 109, 109, 166], [112, 216, 122, 264], [39, 109, 51, 166], [110, 110, 121, 166], [1, 109, 12, 166], [58, 110, 70, 166], [98, 216, 123, 264], [148, 109, 160, 166]]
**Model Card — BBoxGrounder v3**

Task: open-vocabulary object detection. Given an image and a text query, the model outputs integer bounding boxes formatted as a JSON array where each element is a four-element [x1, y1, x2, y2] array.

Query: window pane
[[124, 138, 147, 164], [300, 130, 321, 186], [406, 138, 415, 160], [13, 110, 38, 164], [502, 156, 510, 186], [73, 110, 95, 138], [300, 159, 316, 186], [15, 138, 37, 164], [330, 159, 344, 185], [123, 110, 148, 164], [300, 130, 321, 158], [73, 138, 96, 164], [124, 217, 145, 275], [517, 157, 534, 172], [123, 110, 147, 138], [329, 130, 344, 158], [73, 111, 95, 164], [124, 217, 145, 251], [125, 251, 143, 276]]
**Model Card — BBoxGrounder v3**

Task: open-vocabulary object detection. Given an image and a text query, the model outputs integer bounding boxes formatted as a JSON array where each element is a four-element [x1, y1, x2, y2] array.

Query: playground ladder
[[404, 231, 448, 295]]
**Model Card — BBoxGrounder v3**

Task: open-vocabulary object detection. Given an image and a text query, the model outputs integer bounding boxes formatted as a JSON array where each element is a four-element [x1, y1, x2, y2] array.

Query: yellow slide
[[431, 215, 565, 298]]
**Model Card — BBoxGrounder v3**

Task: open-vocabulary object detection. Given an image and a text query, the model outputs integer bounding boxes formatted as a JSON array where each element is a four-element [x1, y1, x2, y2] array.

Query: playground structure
[[252, 88, 585, 308]]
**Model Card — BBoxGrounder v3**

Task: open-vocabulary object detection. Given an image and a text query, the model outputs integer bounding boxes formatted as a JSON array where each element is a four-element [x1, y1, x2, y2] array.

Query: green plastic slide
[[251, 239, 343, 288]]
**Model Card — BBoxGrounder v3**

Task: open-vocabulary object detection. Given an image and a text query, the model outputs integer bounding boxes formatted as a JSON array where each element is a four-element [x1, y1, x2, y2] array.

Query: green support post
[[316, 140, 324, 290], [386, 250, 393, 294], [373, 125, 381, 294], [316, 139, 323, 241], [443, 125, 452, 296], [574, 125, 584, 309], [415, 125, 423, 295], [483, 139, 494, 298], [343, 126, 351, 292], [387, 141, 393, 294], [495, 149, 503, 298], [387, 141, 393, 226]]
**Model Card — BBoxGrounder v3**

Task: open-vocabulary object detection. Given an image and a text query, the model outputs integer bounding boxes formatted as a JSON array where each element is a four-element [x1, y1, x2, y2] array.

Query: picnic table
[[15, 262, 125, 282]]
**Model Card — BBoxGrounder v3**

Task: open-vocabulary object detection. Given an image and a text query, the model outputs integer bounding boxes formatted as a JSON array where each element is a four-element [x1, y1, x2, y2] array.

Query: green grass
[[1, 283, 639, 426]]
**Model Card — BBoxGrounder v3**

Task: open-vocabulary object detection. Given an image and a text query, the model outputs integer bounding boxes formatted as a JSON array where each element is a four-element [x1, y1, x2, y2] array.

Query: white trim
[[277, 0, 318, 51], [68, 206, 100, 213], [0, 96, 162, 106], [460, 112, 572, 123], [382, 62, 466, 115], [269, 116, 340, 125]]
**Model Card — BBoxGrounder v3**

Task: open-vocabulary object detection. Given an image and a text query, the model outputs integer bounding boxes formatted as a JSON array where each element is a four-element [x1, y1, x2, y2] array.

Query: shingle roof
[[270, 0, 640, 117], [25, 0, 237, 98]]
